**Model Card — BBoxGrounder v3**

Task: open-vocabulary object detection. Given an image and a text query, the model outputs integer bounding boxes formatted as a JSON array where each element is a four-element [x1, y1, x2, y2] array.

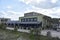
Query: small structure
[[0, 18, 10, 24]]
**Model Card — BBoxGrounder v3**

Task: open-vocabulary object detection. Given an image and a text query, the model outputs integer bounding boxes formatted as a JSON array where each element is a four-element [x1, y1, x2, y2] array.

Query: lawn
[[0, 29, 60, 40], [0, 29, 20, 40], [0, 29, 30, 40]]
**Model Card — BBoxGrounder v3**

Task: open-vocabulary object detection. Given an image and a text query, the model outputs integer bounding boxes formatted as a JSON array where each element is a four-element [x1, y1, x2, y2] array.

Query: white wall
[[17, 29, 30, 33], [6, 27, 14, 30]]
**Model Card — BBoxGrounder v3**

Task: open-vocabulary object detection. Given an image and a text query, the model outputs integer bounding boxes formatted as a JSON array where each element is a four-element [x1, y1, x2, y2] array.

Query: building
[[52, 18, 60, 30], [6, 12, 43, 30], [1, 12, 60, 32], [19, 12, 43, 30], [5, 12, 56, 32], [0, 18, 10, 24], [19, 12, 52, 29]]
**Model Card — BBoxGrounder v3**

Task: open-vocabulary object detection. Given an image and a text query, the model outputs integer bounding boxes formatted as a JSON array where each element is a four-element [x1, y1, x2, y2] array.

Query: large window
[[21, 17, 37, 22]]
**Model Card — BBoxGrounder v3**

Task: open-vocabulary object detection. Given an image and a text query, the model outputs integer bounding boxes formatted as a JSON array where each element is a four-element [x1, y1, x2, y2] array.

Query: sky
[[0, 0, 60, 20]]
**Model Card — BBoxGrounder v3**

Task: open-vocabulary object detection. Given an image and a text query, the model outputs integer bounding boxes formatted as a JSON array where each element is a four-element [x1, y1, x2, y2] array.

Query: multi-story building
[[19, 12, 52, 29], [5, 12, 53, 32], [6, 12, 43, 30]]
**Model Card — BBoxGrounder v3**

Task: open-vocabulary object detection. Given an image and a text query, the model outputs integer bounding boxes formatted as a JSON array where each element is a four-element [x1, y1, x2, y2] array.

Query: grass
[[0, 29, 20, 40], [0, 29, 30, 40], [0, 29, 60, 40]]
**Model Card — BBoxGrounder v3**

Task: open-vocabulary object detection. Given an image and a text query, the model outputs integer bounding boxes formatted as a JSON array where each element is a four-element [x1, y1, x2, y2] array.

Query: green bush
[[14, 26, 18, 32], [0, 23, 6, 30]]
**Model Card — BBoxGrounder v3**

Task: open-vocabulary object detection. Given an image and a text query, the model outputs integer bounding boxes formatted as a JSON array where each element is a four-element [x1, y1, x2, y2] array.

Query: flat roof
[[6, 21, 41, 24]]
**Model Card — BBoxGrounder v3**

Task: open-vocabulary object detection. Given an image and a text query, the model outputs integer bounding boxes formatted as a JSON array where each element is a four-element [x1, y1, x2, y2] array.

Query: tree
[[29, 29, 35, 40], [0, 23, 6, 30], [29, 27, 41, 40], [14, 26, 18, 32]]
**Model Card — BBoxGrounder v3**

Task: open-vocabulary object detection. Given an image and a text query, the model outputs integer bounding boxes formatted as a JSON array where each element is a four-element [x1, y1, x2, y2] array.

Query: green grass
[[0, 29, 30, 40], [0, 29, 20, 40], [0, 29, 60, 40]]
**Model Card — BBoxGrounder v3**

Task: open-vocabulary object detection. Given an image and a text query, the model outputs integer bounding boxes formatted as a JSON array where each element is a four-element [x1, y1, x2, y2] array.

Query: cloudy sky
[[0, 0, 60, 20]]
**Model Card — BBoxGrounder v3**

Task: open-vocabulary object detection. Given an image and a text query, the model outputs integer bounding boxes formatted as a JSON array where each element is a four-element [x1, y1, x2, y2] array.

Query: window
[[34, 18, 37, 21], [29, 18, 31, 22], [21, 19, 24, 22], [26, 18, 28, 22], [21, 17, 37, 22], [31, 18, 33, 22], [24, 18, 26, 22]]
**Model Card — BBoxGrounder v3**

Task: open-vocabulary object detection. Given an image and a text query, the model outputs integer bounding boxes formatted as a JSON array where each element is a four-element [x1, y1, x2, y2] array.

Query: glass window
[[33, 17, 37, 22], [29, 18, 31, 22], [26, 18, 28, 22], [31, 18, 33, 22], [34, 18, 37, 21], [24, 18, 26, 22], [21, 19, 24, 22], [23, 18, 25, 22], [21, 17, 37, 22], [27, 18, 29, 22]]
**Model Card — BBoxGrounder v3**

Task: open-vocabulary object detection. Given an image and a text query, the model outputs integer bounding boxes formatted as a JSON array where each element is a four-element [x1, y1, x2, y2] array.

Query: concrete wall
[[6, 27, 30, 33], [6, 27, 14, 30]]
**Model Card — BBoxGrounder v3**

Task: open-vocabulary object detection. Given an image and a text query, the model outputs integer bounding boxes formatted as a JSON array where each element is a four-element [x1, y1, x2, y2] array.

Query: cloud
[[0, 11, 24, 20], [1, 0, 60, 20], [51, 0, 58, 3], [18, 0, 60, 18], [23, 5, 60, 18], [19, 0, 60, 9], [19, 0, 47, 4], [7, 6, 12, 9], [0, 11, 5, 17]]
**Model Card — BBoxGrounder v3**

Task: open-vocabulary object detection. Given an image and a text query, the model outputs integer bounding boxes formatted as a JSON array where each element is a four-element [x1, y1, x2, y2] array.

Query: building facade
[[5, 12, 58, 32], [6, 12, 43, 30], [19, 12, 52, 29]]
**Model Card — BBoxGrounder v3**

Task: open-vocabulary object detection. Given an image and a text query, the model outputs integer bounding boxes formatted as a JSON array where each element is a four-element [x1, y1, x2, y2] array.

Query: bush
[[14, 26, 18, 32], [0, 23, 6, 30]]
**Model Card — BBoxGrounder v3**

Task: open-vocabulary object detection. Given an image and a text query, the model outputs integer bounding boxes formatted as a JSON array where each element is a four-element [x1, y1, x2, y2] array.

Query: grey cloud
[[29, 0, 60, 9], [0, 12, 5, 17]]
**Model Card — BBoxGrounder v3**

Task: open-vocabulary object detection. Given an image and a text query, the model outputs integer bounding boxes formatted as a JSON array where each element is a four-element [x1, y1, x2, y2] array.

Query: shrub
[[0, 23, 6, 30]]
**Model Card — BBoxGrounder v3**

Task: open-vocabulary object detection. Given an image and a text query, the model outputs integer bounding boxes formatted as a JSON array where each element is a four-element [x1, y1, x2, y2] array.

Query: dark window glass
[[26, 18, 28, 22], [21, 19, 24, 22], [34, 18, 37, 21], [29, 18, 31, 22], [21, 17, 37, 22], [31, 18, 33, 22]]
